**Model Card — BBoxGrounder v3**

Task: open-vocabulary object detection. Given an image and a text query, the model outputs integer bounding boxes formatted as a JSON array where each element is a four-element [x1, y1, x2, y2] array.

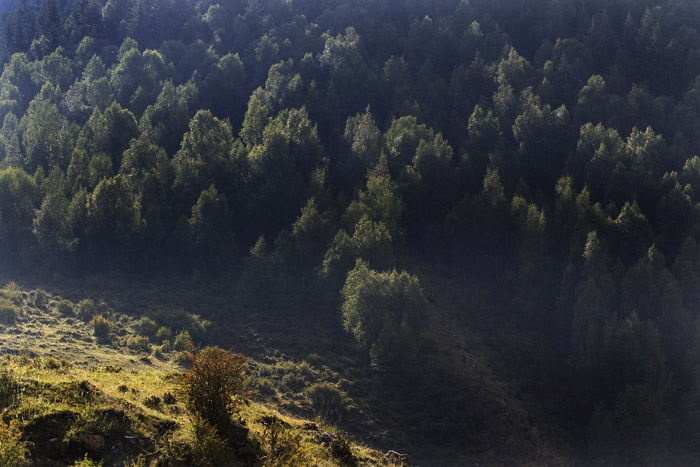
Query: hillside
[[1, 0, 700, 465]]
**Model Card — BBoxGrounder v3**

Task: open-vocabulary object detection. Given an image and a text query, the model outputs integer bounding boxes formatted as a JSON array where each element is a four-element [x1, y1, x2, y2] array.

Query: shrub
[[135, 317, 158, 338], [180, 346, 250, 433], [163, 392, 177, 405], [77, 299, 98, 322], [144, 395, 161, 409], [91, 314, 113, 338], [0, 419, 30, 467], [70, 454, 103, 466], [173, 330, 194, 352], [154, 308, 209, 340], [0, 301, 19, 325], [126, 335, 151, 353], [0, 372, 18, 409], [155, 326, 172, 343], [56, 300, 74, 315], [330, 432, 357, 467], [1, 282, 22, 305], [260, 416, 311, 467], [186, 418, 232, 467], [305, 382, 346, 422], [31, 289, 48, 309]]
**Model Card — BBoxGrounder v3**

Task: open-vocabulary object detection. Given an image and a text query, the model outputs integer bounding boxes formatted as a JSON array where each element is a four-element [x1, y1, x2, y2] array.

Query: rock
[[386, 450, 411, 466], [316, 432, 338, 444]]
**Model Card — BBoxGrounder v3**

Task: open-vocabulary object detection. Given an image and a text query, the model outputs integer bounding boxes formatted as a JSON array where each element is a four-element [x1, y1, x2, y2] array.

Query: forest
[[1, 0, 700, 465]]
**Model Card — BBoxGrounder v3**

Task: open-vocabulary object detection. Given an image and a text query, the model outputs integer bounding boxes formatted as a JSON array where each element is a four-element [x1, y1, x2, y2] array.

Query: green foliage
[[91, 314, 113, 339], [77, 298, 98, 322], [1, 282, 22, 304], [0, 371, 18, 409], [341, 259, 428, 371], [69, 454, 103, 467], [0, 300, 19, 325], [305, 382, 346, 422], [329, 432, 357, 467], [56, 299, 73, 316], [260, 416, 311, 467], [173, 330, 194, 352], [31, 289, 49, 310], [126, 336, 151, 353], [181, 418, 233, 467], [0, 419, 29, 467], [155, 326, 172, 343], [134, 317, 158, 338]]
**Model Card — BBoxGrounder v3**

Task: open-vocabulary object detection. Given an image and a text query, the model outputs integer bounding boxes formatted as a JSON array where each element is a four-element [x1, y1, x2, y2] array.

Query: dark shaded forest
[[2, 0, 700, 464]]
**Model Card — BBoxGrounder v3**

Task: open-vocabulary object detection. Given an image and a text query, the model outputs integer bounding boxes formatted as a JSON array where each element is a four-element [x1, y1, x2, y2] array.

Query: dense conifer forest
[[2, 0, 700, 465]]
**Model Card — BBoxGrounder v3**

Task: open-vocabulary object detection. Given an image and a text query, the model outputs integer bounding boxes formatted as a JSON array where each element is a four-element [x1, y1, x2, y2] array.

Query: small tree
[[180, 346, 250, 435], [341, 259, 429, 371]]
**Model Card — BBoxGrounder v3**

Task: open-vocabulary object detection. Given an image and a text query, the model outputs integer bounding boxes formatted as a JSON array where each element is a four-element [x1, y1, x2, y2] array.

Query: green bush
[[31, 289, 48, 309], [186, 418, 233, 467], [1, 282, 22, 305], [155, 326, 172, 343], [135, 317, 158, 338], [91, 314, 113, 339], [144, 395, 161, 409], [260, 416, 310, 467], [0, 301, 19, 325], [154, 308, 209, 340], [126, 335, 151, 353], [305, 382, 346, 422], [0, 419, 30, 467], [56, 300, 74, 316], [173, 330, 194, 351], [77, 299, 98, 322], [330, 432, 357, 467], [0, 372, 18, 409], [70, 454, 103, 466]]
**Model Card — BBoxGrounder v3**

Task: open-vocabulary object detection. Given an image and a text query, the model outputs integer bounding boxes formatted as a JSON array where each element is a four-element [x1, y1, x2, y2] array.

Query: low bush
[[260, 416, 311, 467], [91, 314, 113, 339], [0, 371, 18, 409], [305, 382, 346, 422], [126, 335, 151, 353], [77, 299, 98, 322], [70, 454, 103, 466], [0, 419, 30, 467], [154, 308, 209, 341], [56, 300, 74, 315], [155, 326, 172, 343], [173, 330, 194, 352], [330, 432, 357, 467], [31, 289, 47, 309], [135, 317, 158, 338], [144, 395, 161, 409], [0, 301, 19, 325], [1, 282, 22, 305]]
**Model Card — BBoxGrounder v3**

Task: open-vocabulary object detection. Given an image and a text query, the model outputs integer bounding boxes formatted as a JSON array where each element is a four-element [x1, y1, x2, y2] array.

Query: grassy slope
[[0, 260, 569, 466]]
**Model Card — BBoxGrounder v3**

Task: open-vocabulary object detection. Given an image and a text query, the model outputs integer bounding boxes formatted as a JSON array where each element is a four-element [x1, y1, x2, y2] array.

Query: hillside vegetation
[[1, 0, 700, 465]]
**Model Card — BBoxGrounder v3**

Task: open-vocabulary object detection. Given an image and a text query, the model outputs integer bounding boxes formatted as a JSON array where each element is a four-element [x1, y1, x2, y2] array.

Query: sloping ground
[[0, 267, 567, 466], [0, 281, 396, 466]]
